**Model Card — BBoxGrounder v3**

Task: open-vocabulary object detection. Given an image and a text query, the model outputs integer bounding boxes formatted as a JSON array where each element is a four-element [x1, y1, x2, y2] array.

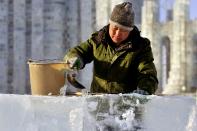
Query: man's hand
[[64, 56, 84, 69]]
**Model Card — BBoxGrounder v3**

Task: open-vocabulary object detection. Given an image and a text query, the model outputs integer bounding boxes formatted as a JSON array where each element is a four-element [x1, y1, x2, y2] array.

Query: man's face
[[109, 24, 130, 46]]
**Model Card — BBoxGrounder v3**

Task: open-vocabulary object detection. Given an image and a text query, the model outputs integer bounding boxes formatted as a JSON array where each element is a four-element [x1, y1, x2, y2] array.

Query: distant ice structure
[[0, 94, 196, 131]]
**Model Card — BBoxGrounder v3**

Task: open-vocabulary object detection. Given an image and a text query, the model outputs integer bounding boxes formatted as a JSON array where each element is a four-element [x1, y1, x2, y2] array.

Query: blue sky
[[160, 0, 197, 21], [190, 0, 197, 19]]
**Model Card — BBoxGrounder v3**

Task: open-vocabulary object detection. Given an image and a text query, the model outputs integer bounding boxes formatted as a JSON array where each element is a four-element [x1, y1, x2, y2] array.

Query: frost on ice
[[0, 94, 196, 131]]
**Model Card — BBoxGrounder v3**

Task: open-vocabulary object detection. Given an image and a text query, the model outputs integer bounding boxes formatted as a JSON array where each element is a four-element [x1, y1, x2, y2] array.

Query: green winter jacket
[[64, 25, 158, 94]]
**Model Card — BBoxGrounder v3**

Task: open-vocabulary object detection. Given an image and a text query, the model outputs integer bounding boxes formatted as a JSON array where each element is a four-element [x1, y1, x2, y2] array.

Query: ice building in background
[[0, 0, 197, 94], [141, 0, 197, 94]]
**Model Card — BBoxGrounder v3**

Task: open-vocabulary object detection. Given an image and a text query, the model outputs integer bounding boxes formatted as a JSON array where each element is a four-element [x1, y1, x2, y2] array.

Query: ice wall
[[0, 94, 196, 131]]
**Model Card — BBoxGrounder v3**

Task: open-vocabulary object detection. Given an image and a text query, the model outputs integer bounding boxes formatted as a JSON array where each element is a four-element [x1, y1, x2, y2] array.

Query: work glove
[[133, 89, 149, 95], [64, 56, 84, 70]]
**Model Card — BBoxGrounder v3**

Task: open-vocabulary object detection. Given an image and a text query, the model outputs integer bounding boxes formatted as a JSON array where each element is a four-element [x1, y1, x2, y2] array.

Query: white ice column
[[80, 0, 95, 41], [64, 0, 81, 48], [31, 0, 44, 59], [95, 0, 111, 30], [0, 0, 8, 93], [164, 0, 189, 94], [43, 0, 66, 59], [141, 0, 159, 40], [13, 0, 26, 94], [141, 0, 161, 89]]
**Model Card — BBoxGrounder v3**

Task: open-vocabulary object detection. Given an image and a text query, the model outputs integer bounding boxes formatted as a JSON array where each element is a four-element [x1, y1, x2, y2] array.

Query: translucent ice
[[0, 94, 196, 131]]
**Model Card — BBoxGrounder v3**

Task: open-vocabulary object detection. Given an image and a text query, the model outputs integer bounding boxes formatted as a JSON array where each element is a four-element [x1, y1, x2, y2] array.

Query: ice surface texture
[[0, 94, 196, 131]]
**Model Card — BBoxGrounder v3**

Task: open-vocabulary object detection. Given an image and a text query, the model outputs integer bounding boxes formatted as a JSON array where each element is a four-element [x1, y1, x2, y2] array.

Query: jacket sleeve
[[63, 37, 95, 68], [136, 38, 158, 94]]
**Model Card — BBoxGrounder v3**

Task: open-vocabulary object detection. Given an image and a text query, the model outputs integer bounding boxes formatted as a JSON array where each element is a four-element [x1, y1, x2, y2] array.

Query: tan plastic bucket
[[28, 59, 69, 95]]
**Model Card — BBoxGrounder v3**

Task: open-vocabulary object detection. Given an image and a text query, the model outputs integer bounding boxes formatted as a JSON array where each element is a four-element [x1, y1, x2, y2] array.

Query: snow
[[0, 94, 196, 131]]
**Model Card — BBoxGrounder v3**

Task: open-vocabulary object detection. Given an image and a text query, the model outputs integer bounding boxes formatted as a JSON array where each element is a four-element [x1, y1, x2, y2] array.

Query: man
[[64, 2, 158, 95]]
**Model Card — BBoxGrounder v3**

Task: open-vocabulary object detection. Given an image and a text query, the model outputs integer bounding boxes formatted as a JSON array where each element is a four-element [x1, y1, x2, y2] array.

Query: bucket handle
[[27, 59, 67, 64]]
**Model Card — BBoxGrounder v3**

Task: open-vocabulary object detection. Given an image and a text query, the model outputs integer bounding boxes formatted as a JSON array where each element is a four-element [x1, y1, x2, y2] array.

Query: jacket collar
[[115, 42, 132, 52]]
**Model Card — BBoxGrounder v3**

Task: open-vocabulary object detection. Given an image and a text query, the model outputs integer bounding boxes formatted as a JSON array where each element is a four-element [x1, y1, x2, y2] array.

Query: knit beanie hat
[[109, 2, 134, 31]]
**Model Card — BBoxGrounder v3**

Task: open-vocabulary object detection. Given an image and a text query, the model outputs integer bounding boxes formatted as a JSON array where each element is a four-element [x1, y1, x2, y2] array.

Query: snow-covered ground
[[0, 94, 196, 131]]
